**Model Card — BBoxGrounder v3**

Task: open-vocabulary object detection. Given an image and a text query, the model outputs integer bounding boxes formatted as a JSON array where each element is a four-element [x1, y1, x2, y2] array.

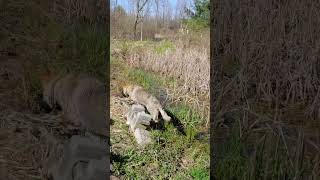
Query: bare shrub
[[49, 0, 107, 24]]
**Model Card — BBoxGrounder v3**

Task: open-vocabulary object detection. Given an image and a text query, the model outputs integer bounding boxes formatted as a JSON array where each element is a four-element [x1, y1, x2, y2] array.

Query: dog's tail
[[159, 108, 171, 122]]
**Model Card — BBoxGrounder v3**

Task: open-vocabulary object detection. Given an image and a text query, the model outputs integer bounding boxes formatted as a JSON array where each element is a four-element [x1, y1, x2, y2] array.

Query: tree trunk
[[140, 21, 143, 41], [134, 14, 139, 40], [133, 0, 149, 40]]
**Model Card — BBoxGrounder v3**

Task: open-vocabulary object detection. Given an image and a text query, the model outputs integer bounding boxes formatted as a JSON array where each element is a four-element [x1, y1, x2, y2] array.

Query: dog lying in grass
[[40, 70, 108, 138], [122, 85, 171, 123]]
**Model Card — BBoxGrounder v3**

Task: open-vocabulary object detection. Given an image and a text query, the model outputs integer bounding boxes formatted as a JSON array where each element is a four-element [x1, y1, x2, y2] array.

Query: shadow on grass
[[110, 118, 115, 126], [166, 110, 186, 136], [110, 153, 130, 175], [111, 153, 129, 164], [148, 110, 186, 136]]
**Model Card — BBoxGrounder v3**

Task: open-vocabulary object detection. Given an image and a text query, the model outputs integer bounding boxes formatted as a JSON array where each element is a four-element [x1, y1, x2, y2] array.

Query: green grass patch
[[111, 98, 209, 179], [190, 166, 210, 180], [166, 104, 205, 142], [125, 67, 179, 93], [167, 105, 203, 127], [215, 123, 302, 180], [153, 40, 176, 55], [216, 127, 250, 180], [113, 39, 176, 57], [127, 68, 161, 91], [183, 18, 209, 32], [113, 40, 153, 53], [113, 123, 209, 179]]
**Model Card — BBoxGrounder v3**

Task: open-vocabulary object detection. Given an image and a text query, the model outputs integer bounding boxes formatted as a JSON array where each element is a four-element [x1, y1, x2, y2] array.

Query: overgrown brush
[[213, 0, 320, 119], [124, 40, 209, 95], [49, 0, 107, 24], [212, 0, 320, 178]]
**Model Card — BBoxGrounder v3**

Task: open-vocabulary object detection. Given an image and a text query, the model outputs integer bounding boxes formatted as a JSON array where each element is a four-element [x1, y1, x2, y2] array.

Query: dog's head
[[122, 85, 132, 97]]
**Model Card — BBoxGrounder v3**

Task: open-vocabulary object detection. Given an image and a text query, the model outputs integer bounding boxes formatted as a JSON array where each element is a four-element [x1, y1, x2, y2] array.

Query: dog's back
[[132, 87, 158, 106], [74, 77, 108, 137], [41, 72, 108, 137], [123, 85, 171, 122]]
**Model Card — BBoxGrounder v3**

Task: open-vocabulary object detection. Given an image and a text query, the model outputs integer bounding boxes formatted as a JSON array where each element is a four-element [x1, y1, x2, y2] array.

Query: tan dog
[[40, 71, 108, 138], [123, 85, 171, 122]]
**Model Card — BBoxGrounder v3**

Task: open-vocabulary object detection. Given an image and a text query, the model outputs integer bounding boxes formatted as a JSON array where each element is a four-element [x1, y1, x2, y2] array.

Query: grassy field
[[110, 53, 210, 179]]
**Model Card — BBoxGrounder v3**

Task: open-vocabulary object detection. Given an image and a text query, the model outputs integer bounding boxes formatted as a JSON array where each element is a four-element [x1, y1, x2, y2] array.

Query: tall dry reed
[[212, 0, 320, 178]]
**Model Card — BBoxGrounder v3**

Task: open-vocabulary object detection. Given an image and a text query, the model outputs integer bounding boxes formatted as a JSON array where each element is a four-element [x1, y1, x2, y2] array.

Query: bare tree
[[133, 0, 149, 40], [157, 0, 173, 30], [110, 0, 191, 40], [140, 1, 151, 40], [154, 0, 160, 30], [176, 0, 186, 19]]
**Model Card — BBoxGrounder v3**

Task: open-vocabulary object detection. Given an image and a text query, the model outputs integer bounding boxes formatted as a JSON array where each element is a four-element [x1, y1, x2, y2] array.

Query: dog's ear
[[122, 86, 127, 96], [39, 68, 53, 86]]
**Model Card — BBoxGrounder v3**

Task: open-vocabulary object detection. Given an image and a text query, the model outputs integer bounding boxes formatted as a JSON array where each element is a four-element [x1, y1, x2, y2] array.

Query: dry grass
[[49, 0, 107, 24], [212, 0, 320, 178], [112, 29, 210, 93], [213, 0, 320, 118], [0, 58, 72, 180], [128, 43, 209, 94], [0, 109, 69, 180]]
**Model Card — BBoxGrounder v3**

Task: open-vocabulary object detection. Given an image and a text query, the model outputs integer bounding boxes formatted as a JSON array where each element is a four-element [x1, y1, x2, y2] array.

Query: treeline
[[111, 0, 210, 40]]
